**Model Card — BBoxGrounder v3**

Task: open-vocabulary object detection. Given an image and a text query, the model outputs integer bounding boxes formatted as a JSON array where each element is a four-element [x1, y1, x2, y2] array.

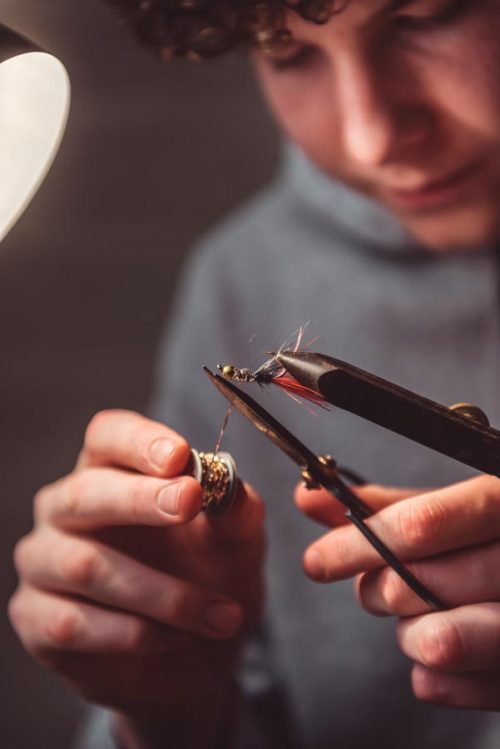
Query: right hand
[[9, 410, 265, 746]]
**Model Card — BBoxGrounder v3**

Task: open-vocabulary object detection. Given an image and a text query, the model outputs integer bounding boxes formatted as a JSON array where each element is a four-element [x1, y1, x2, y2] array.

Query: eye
[[265, 44, 321, 72], [392, 0, 472, 33]]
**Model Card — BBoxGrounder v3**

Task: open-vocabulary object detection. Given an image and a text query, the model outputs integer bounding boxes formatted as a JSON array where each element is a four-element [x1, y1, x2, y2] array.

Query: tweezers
[[203, 365, 446, 611], [276, 351, 500, 478]]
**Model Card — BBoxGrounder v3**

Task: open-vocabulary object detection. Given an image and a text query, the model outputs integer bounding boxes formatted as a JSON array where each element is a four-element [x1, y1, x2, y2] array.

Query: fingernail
[[204, 602, 241, 636], [304, 549, 326, 581], [157, 482, 180, 516], [149, 439, 176, 470]]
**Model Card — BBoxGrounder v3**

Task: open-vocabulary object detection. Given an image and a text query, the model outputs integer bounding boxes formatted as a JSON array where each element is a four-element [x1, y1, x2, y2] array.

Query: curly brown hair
[[107, 0, 347, 60]]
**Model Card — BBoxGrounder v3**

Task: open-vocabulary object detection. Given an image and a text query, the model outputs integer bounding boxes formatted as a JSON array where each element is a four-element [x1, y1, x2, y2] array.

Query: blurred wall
[[0, 2, 279, 746]]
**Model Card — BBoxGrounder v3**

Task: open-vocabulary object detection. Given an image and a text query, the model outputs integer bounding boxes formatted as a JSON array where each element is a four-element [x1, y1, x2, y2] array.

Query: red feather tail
[[271, 375, 330, 410]]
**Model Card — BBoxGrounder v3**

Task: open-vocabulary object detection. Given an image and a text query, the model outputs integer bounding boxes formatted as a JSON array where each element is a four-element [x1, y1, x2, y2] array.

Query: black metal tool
[[203, 366, 445, 611], [276, 351, 500, 478]]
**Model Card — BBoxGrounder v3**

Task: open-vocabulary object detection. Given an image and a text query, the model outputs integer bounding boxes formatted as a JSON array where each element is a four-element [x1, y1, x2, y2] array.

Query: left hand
[[295, 474, 500, 711]]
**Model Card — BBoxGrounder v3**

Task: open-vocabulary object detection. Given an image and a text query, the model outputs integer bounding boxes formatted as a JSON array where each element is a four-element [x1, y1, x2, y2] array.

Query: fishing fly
[[217, 326, 328, 409]]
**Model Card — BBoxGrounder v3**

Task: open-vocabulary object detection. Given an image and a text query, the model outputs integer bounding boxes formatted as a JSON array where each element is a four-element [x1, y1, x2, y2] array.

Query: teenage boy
[[10, 1, 500, 747]]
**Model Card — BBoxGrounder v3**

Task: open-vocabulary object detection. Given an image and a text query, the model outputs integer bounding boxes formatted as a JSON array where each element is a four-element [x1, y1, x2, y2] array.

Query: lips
[[379, 161, 484, 212]]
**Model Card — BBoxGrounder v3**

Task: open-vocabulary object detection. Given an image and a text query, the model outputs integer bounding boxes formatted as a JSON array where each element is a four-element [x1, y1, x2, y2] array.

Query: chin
[[400, 205, 500, 254]]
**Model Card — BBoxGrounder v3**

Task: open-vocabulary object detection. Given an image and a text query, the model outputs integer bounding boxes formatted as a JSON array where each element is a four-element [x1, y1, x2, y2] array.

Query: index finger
[[295, 483, 422, 528], [304, 474, 500, 582], [76, 410, 191, 477]]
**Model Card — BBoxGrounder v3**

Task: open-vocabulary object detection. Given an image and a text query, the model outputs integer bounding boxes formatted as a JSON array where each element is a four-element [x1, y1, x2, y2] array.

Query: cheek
[[426, 19, 500, 141]]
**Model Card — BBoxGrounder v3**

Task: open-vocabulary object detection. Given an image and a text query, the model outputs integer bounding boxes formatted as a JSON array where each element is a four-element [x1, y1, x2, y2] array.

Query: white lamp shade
[[0, 36, 70, 243]]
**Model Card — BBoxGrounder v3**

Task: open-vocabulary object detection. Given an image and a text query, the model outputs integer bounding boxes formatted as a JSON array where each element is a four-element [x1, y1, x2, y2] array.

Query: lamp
[[0, 23, 70, 243]]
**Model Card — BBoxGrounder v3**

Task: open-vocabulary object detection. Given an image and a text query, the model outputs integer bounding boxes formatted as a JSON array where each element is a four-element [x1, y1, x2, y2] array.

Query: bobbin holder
[[203, 365, 446, 612]]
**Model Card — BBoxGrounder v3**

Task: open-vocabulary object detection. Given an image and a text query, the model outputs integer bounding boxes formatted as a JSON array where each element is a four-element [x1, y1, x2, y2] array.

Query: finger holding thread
[[206, 480, 265, 543]]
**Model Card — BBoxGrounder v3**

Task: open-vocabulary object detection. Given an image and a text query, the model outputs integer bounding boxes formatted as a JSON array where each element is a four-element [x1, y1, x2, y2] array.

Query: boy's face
[[252, 0, 500, 252]]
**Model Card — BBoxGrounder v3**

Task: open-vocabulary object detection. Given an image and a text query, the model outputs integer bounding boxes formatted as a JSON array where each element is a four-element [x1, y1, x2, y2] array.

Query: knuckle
[[61, 543, 101, 589], [125, 619, 151, 653], [84, 409, 128, 451], [12, 535, 32, 576], [158, 586, 186, 624], [7, 589, 24, 630], [418, 618, 465, 671], [398, 497, 446, 552], [84, 410, 112, 445], [46, 604, 81, 648], [33, 485, 52, 523], [63, 471, 92, 518]]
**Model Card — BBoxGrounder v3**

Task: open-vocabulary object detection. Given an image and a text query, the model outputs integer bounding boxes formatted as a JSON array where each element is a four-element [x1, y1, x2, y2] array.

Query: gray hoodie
[[76, 147, 500, 748]]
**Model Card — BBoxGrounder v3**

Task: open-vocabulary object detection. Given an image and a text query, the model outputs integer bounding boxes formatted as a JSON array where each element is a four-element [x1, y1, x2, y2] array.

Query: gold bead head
[[218, 364, 236, 379]]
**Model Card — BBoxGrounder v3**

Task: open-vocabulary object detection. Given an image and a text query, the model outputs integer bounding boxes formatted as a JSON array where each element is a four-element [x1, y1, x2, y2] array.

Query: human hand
[[295, 475, 500, 711], [9, 410, 265, 747]]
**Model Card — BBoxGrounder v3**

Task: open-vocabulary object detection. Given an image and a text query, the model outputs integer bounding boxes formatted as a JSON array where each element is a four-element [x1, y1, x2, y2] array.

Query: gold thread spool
[[191, 449, 238, 516]]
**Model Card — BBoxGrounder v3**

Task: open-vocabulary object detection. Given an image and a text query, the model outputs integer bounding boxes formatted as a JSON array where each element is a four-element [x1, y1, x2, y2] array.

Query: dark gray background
[[0, 2, 279, 746]]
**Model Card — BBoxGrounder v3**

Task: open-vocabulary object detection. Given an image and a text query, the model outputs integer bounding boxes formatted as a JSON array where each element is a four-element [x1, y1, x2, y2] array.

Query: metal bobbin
[[190, 449, 238, 516]]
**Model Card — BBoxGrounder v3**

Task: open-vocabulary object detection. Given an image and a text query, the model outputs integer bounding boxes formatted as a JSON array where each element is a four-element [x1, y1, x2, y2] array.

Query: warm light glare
[[0, 51, 70, 242]]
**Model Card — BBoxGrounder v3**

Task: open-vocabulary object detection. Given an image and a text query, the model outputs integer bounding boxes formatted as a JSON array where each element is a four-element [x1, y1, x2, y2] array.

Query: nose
[[336, 52, 429, 168]]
